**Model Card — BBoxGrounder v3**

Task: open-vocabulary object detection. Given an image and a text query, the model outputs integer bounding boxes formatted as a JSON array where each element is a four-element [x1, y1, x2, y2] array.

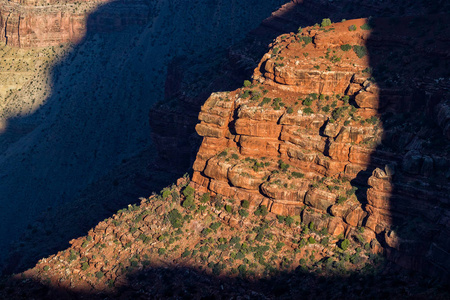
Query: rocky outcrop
[[191, 16, 450, 277]]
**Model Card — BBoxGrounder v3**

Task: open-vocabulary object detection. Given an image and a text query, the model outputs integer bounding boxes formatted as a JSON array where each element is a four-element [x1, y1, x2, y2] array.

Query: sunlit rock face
[[0, 0, 288, 265], [191, 15, 450, 277]]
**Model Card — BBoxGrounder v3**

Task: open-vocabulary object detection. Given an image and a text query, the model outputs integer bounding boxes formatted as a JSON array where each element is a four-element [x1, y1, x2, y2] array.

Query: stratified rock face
[[0, 0, 151, 48], [191, 16, 450, 277], [0, 9, 86, 47]]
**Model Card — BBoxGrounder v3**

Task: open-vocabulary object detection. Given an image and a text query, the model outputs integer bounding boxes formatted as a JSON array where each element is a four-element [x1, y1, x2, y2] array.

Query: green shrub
[[210, 222, 222, 231], [301, 36, 312, 46], [229, 236, 241, 246], [348, 24, 357, 31], [299, 238, 307, 247], [181, 249, 191, 258], [259, 97, 271, 106], [235, 251, 245, 260], [201, 228, 212, 236], [276, 242, 285, 250], [218, 150, 228, 157], [353, 45, 367, 58], [68, 250, 78, 261], [278, 160, 290, 171], [322, 105, 330, 112], [291, 171, 304, 178], [285, 216, 294, 226], [241, 200, 250, 209], [321, 18, 332, 27], [238, 209, 249, 217], [225, 205, 232, 213], [81, 262, 89, 271], [254, 205, 268, 216], [346, 186, 358, 196], [308, 237, 316, 244], [337, 196, 346, 204], [182, 196, 195, 210], [303, 107, 314, 115], [168, 209, 183, 228], [251, 91, 261, 101], [277, 215, 285, 223], [286, 107, 294, 114], [171, 190, 179, 202], [241, 90, 251, 99], [162, 189, 170, 199], [238, 264, 247, 276], [272, 97, 283, 110], [360, 23, 372, 30], [139, 234, 151, 244], [340, 239, 350, 251], [366, 116, 378, 124], [340, 44, 352, 51], [243, 80, 251, 87], [95, 271, 104, 279], [350, 253, 362, 264], [182, 186, 195, 197], [158, 248, 166, 255], [303, 98, 313, 106], [200, 192, 210, 203]]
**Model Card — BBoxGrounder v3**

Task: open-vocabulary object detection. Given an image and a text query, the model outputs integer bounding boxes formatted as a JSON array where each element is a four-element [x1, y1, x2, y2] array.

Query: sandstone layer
[[0, 0, 152, 48]]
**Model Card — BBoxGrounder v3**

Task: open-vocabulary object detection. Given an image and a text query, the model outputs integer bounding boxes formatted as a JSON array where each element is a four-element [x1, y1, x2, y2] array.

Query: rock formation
[[191, 16, 450, 277]]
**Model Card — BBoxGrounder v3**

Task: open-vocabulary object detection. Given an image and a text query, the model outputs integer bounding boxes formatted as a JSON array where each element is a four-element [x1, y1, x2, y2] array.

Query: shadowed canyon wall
[[0, 0, 288, 271]]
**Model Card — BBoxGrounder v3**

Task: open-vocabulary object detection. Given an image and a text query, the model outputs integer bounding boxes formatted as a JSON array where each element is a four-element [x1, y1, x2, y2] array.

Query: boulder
[[304, 188, 336, 212]]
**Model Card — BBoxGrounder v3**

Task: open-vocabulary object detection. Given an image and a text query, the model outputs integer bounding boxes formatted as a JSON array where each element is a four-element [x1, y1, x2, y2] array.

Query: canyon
[[0, 0, 449, 298]]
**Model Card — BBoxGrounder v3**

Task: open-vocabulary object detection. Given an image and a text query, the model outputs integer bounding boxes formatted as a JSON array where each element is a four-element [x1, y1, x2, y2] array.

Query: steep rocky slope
[[191, 16, 450, 277], [1, 177, 448, 299]]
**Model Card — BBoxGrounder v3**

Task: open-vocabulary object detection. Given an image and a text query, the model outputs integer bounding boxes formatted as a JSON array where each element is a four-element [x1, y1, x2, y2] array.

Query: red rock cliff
[[191, 16, 450, 277]]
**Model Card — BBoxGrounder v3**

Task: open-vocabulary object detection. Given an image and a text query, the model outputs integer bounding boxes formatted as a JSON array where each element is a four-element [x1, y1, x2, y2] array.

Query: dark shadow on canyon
[[1, 0, 290, 273], [359, 11, 450, 278], [3, 264, 448, 300], [1, 0, 450, 297]]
